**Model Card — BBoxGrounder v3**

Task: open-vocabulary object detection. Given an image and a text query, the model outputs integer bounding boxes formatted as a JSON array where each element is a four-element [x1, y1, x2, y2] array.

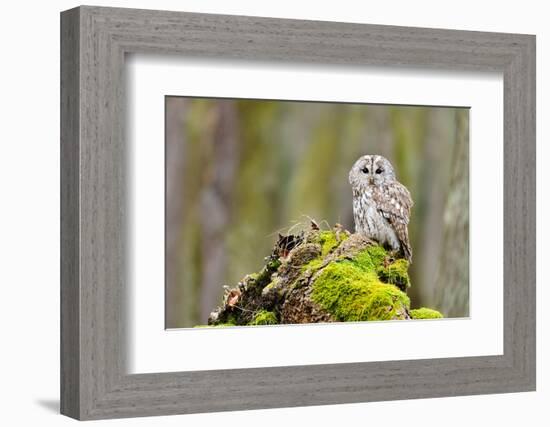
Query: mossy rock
[[206, 224, 442, 326], [250, 310, 278, 325], [310, 258, 410, 322], [410, 307, 444, 319]]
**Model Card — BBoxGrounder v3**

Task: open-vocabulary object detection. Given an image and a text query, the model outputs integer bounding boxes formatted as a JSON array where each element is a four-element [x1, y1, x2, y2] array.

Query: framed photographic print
[[61, 5, 536, 420]]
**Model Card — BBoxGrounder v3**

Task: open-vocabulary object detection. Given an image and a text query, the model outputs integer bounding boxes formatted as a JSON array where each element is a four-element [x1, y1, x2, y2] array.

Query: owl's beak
[[368, 177, 374, 185]]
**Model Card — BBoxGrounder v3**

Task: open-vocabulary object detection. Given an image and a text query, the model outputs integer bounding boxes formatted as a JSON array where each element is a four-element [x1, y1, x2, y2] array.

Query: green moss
[[194, 321, 237, 328], [310, 252, 410, 321], [267, 257, 282, 271], [300, 230, 354, 274], [262, 277, 287, 296], [410, 307, 443, 319], [377, 258, 410, 290], [353, 245, 387, 271], [299, 231, 352, 274], [301, 257, 324, 273], [317, 230, 347, 256], [253, 258, 281, 289], [249, 310, 278, 325], [206, 313, 239, 327], [263, 281, 275, 292]]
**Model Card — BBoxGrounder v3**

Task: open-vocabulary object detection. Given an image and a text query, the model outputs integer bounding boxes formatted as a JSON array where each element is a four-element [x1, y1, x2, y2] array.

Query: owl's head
[[349, 155, 396, 189]]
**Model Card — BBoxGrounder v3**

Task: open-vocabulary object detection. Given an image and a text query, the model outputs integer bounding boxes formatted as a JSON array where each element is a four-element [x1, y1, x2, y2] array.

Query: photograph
[[165, 96, 469, 328], [50, 3, 537, 422]]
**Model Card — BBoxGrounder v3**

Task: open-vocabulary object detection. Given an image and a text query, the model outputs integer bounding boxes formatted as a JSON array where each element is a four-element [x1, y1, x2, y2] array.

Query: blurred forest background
[[165, 97, 469, 328]]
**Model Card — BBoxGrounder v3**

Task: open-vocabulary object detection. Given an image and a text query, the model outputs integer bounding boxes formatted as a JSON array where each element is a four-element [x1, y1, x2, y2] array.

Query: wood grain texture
[[60, 7, 80, 419], [60, 5, 536, 420]]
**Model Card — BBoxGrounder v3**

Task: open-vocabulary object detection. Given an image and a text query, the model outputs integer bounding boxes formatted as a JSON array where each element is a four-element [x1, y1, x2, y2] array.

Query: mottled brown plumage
[[349, 155, 413, 262]]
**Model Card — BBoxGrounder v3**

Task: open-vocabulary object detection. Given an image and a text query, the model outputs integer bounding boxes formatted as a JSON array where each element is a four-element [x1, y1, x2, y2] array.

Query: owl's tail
[[402, 243, 413, 264]]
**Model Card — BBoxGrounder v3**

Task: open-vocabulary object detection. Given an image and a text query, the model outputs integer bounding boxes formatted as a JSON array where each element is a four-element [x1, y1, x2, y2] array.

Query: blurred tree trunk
[[414, 108, 454, 308], [434, 109, 469, 317], [198, 101, 240, 323], [165, 97, 188, 328]]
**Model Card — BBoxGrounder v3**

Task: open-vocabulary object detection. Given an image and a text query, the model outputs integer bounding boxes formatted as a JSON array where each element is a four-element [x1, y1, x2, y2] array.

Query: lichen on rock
[[205, 222, 443, 327]]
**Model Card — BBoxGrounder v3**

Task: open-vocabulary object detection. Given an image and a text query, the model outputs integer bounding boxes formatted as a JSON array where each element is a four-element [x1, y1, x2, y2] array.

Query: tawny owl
[[349, 155, 413, 262]]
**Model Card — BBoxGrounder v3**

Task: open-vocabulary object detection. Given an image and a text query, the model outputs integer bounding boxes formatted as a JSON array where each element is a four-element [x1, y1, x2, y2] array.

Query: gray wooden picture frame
[[60, 5, 536, 420]]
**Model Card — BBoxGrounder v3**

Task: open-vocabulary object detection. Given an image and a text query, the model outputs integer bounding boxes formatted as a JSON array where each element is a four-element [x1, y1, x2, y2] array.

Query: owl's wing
[[374, 182, 413, 262]]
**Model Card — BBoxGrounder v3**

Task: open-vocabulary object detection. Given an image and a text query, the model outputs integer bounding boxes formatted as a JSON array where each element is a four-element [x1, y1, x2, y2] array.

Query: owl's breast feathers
[[354, 182, 413, 263]]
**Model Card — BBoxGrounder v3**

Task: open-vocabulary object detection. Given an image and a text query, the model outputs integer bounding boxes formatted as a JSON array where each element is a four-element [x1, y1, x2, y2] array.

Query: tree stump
[[207, 223, 443, 327]]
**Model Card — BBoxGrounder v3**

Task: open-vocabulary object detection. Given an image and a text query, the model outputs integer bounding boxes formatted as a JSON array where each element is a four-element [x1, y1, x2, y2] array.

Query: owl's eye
[[375, 168, 383, 174], [361, 167, 369, 174]]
